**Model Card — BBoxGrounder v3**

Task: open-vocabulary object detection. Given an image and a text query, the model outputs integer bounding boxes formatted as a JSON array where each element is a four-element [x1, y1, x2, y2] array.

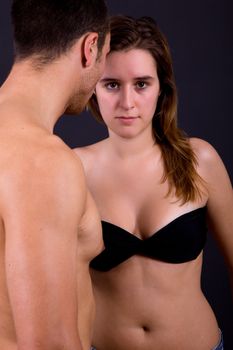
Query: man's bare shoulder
[[1, 128, 83, 173], [0, 130, 87, 213]]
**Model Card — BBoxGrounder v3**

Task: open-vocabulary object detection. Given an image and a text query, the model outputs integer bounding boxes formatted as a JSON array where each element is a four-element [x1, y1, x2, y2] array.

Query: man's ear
[[82, 32, 99, 67]]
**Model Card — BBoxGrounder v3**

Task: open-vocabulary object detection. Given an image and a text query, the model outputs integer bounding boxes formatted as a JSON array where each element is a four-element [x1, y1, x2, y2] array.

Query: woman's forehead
[[104, 48, 157, 77]]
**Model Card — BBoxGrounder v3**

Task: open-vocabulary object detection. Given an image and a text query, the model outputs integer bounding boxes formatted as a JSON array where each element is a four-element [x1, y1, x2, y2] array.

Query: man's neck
[[0, 59, 77, 131]]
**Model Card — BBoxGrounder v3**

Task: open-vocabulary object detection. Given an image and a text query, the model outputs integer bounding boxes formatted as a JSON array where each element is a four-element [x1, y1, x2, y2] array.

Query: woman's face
[[95, 48, 160, 139]]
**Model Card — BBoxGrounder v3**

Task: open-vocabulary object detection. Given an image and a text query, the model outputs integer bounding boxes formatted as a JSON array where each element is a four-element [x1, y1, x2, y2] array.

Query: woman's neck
[[107, 128, 156, 160]]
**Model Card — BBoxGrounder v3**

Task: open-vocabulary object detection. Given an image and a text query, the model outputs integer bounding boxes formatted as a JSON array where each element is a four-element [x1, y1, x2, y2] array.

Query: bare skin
[[74, 49, 233, 350], [0, 32, 110, 350], [76, 137, 233, 350]]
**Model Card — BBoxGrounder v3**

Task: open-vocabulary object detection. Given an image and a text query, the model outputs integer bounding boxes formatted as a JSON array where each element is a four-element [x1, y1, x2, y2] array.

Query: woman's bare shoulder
[[189, 137, 219, 162], [189, 137, 226, 177], [73, 138, 108, 170], [189, 137, 232, 192]]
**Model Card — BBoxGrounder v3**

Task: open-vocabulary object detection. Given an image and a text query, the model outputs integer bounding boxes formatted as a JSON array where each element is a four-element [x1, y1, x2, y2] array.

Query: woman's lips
[[115, 116, 139, 125], [116, 116, 139, 120]]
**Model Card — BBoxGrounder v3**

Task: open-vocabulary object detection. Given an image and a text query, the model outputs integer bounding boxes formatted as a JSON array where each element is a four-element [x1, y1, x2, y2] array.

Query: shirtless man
[[0, 1, 109, 349]]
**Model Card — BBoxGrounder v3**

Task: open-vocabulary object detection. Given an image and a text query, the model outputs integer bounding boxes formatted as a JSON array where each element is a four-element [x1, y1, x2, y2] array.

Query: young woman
[[74, 15, 232, 350]]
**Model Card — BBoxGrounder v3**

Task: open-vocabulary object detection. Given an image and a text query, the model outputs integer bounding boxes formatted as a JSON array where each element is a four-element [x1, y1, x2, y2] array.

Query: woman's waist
[[94, 291, 219, 335], [93, 311, 220, 350], [94, 277, 208, 310]]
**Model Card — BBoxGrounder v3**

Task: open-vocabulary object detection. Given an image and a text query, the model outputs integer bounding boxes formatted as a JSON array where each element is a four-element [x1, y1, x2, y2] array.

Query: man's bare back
[[0, 1, 109, 349], [0, 110, 103, 349]]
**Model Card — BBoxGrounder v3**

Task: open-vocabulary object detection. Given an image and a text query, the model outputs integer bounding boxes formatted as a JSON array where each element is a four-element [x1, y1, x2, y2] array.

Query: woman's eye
[[136, 81, 147, 89], [106, 82, 119, 89]]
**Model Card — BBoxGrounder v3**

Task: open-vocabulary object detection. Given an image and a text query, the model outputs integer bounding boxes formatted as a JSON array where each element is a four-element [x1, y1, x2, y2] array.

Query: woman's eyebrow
[[133, 75, 154, 81], [99, 77, 119, 83], [99, 75, 155, 83]]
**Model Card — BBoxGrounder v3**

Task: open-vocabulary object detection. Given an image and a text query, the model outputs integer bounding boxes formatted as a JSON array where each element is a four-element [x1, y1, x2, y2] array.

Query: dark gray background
[[0, 0, 232, 348]]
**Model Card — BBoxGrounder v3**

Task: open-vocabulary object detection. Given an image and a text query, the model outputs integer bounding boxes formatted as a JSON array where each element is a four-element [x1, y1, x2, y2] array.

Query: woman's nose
[[120, 87, 135, 110]]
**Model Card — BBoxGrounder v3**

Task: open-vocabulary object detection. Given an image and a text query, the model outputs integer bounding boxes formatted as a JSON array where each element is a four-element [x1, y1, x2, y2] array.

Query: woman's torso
[[76, 139, 220, 350]]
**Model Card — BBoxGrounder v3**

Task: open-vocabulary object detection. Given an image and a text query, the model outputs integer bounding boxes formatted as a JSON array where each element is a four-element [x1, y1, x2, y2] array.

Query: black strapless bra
[[90, 207, 207, 271]]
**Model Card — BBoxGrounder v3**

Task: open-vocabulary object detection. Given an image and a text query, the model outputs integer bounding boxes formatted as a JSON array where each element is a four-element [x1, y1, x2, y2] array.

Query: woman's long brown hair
[[89, 15, 204, 204]]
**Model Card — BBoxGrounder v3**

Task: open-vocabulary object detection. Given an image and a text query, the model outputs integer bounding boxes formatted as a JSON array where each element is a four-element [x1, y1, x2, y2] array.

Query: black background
[[0, 0, 232, 347]]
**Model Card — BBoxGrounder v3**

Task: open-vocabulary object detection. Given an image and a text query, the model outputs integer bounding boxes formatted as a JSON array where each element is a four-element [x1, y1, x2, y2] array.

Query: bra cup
[[90, 207, 207, 271]]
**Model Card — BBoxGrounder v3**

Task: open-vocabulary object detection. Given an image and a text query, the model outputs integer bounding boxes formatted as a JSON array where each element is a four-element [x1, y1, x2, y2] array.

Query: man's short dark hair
[[11, 0, 109, 64]]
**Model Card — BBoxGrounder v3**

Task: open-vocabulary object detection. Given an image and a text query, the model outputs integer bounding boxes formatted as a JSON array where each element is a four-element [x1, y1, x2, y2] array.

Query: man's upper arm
[[1, 150, 85, 349]]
